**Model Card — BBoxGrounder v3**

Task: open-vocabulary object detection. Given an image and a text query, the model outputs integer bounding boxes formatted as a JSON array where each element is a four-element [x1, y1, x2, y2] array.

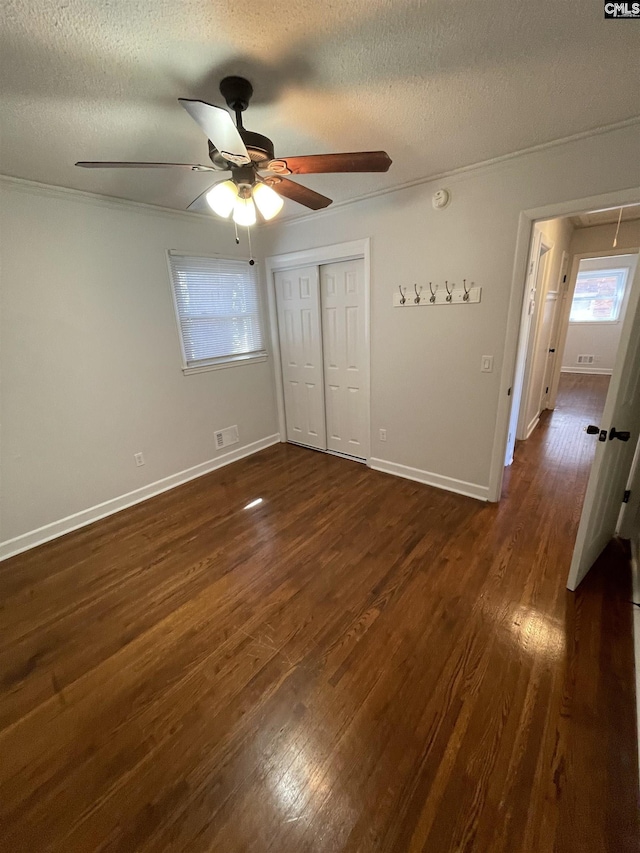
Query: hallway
[[506, 371, 611, 507], [0, 376, 637, 852]]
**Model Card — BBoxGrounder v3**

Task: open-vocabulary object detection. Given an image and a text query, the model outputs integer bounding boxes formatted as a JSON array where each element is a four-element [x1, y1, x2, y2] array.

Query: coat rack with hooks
[[393, 280, 482, 307]]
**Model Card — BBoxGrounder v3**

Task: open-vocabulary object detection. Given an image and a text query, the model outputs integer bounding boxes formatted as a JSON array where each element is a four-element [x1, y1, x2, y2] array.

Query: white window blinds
[[168, 253, 266, 370]]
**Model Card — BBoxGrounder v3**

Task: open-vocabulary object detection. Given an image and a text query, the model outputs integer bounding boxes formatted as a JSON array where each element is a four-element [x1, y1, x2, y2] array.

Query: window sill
[[182, 355, 268, 375], [568, 320, 621, 326]]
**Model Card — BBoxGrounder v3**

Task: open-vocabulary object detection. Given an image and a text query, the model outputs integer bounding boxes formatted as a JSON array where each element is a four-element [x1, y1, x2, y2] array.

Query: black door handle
[[585, 425, 607, 441], [609, 427, 630, 442]]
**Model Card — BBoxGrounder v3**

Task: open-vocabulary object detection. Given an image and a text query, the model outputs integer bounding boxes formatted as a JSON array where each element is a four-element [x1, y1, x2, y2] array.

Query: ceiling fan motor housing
[[240, 130, 274, 163], [208, 131, 274, 167]]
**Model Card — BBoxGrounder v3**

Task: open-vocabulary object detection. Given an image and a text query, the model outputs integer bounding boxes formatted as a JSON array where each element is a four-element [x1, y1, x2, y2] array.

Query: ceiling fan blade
[[75, 161, 215, 171], [264, 151, 392, 175], [178, 99, 251, 166], [265, 177, 332, 210]]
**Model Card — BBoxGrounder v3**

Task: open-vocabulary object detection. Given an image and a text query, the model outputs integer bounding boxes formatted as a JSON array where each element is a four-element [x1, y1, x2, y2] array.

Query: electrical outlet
[[481, 355, 494, 373], [379, 428, 387, 441], [134, 452, 145, 467]]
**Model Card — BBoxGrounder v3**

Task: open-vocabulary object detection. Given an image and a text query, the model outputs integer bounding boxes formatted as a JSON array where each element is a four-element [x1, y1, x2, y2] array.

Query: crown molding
[[0, 173, 218, 225], [263, 115, 640, 229]]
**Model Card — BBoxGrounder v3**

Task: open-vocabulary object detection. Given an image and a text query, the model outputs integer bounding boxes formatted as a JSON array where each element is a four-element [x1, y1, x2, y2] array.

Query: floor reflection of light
[[511, 606, 565, 659], [269, 741, 335, 823], [244, 498, 263, 509]]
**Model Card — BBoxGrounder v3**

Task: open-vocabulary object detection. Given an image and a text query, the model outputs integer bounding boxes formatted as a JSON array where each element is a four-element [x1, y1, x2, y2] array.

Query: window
[[168, 253, 266, 373], [569, 261, 630, 324]]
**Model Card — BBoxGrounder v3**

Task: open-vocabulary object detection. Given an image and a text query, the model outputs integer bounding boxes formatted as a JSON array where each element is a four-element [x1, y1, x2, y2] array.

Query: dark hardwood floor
[[0, 374, 637, 852]]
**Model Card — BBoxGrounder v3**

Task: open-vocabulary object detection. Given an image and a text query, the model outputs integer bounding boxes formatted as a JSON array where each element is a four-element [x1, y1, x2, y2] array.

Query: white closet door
[[274, 266, 327, 450], [320, 259, 369, 459]]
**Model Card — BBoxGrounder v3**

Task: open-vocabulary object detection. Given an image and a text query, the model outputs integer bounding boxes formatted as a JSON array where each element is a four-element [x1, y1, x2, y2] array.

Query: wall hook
[[445, 280, 454, 303], [463, 279, 470, 302], [398, 285, 406, 305], [429, 282, 437, 303], [414, 283, 422, 304]]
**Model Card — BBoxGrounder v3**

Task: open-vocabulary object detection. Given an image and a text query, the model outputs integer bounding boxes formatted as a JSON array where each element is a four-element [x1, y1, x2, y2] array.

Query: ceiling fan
[[76, 76, 392, 225]]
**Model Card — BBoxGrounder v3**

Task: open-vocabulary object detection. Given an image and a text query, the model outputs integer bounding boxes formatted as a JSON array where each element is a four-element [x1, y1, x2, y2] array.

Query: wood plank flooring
[[0, 373, 637, 852]]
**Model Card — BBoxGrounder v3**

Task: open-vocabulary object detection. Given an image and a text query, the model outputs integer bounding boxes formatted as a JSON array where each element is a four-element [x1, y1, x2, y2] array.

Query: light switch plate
[[481, 355, 494, 373]]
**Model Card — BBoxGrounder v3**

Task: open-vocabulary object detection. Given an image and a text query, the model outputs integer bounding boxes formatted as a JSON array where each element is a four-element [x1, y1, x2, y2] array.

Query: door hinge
[[623, 489, 631, 504], [507, 387, 512, 396], [545, 386, 549, 394]]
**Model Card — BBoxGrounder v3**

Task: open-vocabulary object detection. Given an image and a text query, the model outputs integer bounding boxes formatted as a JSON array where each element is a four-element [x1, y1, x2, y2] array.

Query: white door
[[518, 236, 552, 439], [544, 251, 569, 410], [531, 288, 558, 416], [540, 252, 568, 411], [274, 266, 327, 450], [505, 229, 543, 464], [567, 260, 640, 590], [618, 433, 640, 540], [320, 260, 369, 459]]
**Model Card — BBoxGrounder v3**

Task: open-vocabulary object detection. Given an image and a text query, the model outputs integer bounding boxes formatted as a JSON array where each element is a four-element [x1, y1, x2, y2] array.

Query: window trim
[[182, 353, 268, 375], [166, 250, 268, 375]]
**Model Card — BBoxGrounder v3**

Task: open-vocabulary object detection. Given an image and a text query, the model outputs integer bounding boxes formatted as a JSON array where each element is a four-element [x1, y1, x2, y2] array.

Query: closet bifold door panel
[[274, 266, 327, 450], [320, 260, 369, 460]]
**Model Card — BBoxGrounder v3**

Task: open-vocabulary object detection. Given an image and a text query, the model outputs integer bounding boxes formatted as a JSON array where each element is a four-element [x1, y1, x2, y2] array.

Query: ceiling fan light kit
[[232, 195, 257, 227], [206, 180, 238, 218], [252, 182, 284, 220], [205, 178, 283, 224], [76, 75, 392, 238]]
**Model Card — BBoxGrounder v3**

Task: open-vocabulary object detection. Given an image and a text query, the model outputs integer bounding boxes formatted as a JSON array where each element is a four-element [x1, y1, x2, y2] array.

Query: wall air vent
[[214, 425, 239, 450], [577, 355, 594, 365]]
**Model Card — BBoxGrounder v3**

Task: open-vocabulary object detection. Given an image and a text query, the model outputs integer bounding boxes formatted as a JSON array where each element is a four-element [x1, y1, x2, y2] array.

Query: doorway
[[499, 200, 640, 589], [266, 239, 371, 463]]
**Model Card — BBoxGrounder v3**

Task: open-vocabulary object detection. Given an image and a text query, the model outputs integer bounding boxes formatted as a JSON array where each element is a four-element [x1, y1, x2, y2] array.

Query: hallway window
[[569, 262, 630, 324]]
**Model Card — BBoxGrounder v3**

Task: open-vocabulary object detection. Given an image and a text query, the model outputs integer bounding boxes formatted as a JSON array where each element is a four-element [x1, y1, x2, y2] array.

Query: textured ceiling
[[1, 0, 639, 218]]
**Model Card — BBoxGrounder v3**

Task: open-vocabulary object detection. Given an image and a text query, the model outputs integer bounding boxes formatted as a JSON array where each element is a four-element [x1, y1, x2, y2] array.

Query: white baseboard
[[369, 458, 489, 501], [0, 434, 281, 562], [631, 538, 640, 790], [561, 367, 613, 375]]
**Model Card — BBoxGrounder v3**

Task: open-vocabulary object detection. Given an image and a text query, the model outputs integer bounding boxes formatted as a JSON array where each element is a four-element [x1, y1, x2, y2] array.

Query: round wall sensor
[[432, 189, 451, 210]]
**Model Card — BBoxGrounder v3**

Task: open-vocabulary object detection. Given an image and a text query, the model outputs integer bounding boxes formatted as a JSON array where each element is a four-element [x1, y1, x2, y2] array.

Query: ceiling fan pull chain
[[234, 220, 240, 245], [247, 225, 255, 266]]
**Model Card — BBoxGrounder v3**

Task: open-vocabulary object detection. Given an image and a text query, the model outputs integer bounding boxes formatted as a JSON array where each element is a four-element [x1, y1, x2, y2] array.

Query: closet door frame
[[265, 239, 371, 464]]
